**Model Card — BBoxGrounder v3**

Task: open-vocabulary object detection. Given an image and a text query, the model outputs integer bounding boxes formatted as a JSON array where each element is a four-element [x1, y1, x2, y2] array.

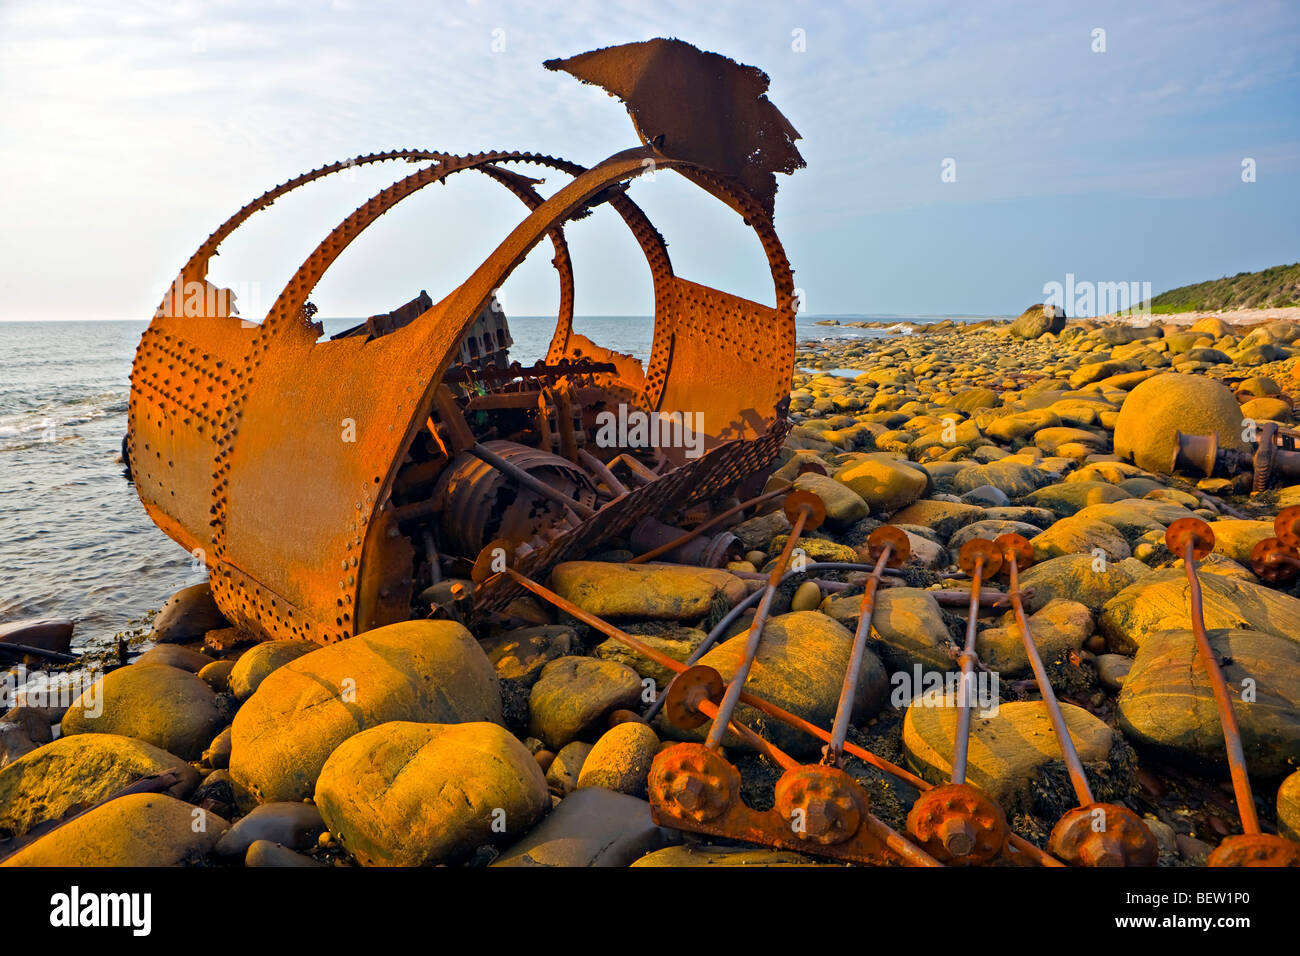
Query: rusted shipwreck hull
[[127, 39, 803, 645]]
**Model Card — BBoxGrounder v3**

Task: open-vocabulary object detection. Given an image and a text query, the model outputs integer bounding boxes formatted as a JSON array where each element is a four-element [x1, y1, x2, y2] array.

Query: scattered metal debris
[[1173, 422, 1300, 490]]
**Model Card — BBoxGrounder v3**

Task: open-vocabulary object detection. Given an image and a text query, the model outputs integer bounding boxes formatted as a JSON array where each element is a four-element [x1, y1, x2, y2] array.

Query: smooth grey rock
[[491, 787, 680, 867], [215, 801, 324, 857]]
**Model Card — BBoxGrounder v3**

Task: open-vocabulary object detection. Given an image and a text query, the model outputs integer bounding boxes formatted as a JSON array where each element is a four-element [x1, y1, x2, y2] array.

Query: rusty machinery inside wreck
[[127, 39, 804, 646]]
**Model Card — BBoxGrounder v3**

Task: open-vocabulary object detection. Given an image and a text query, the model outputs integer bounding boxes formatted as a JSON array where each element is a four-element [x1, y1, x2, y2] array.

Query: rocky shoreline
[[3, 310, 1300, 867]]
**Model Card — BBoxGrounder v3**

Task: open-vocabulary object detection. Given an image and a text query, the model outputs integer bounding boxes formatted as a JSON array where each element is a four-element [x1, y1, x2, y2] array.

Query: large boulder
[[1072, 499, 1193, 538], [1009, 304, 1066, 340], [950, 460, 1054, 497], [229, 620, 501, 807], [1208, 519, 1275, 563], [984, 408, 1062, 443], [1025, 481, 1130, 517], [549, 563, 745, 621], [1, 793, 227, 867], [527, 657, 644, 749], [0, 734, 199, 837], [891, 499, 985, 540], [1117, 629, 1300, 776], [1099, 568, 1300, 654], [674, 611, 887, 758], [314, 721, 549, 867], [903, 700, 1113, 809], [832, 454, 929, 513], [61, 664, 226, 762], [975, 599, 1094, 676], [1017, 553, 1152, 613], [228, 640, 316, 701], [1113, 373, 1248, 473], [576, 721, 660, 798], [823, 587, 954, 673], [151, 582, 230, 644], [793, 472, 870, 526], [133, 644, 213, 673], [1031, 515, 1131, 562]]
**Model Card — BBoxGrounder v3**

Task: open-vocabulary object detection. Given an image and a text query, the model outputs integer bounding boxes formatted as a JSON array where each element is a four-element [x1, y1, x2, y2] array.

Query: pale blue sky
[[1, 0, 1296, 321]]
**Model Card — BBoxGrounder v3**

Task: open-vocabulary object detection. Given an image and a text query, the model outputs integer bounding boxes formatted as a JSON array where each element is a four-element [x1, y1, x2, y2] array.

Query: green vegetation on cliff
[[1145, 263, 1300, 314]]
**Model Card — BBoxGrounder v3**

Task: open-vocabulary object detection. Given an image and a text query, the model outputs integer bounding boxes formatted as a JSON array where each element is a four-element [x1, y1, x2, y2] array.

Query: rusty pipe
[[1176, 525, 1260, 834]]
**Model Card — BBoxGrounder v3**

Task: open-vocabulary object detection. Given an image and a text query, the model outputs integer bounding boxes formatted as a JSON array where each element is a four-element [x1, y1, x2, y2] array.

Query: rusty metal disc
[[1207, 832, 1300, 867], [647, 741, 739, 825], [1165, 517, 1215, 562], [470, 538, 515, 584], [1047, 803, 1158, 867], [1249, 537, 1299, 584], [866, 525, 910, 568], [1276, 506, 1300, 552], [773, 764, 868, 846], [957, 538, 1004, 577], [783, 489, 826, 532], [661, 664, 725, 731], [906, 783, 1008, 866], [994, 533, 1034, 573]]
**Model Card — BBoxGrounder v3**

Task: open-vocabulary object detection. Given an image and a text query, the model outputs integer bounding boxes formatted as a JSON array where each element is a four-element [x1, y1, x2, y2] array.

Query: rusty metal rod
[[950, 552, 987, 787], [698, 698, 800, 772], [862, 813, 944, 868], [609, 453, 658, 486], [577, 448, 630, 499], [629, 489, 785, 564], [467, 443, 597, 519], [825, 542, 893, 765], [505, 567, 1061, 867], [1005, 553, 1094, 807], [705, 501, 813, 750], [0, 642, 78, 663], [1181, 538, 1260, 834], [1259, 551, 1300, 570]]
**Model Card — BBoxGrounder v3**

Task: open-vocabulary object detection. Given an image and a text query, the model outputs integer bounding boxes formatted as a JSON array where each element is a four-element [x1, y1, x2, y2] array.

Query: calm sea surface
[[0, 314, 986, 651]]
